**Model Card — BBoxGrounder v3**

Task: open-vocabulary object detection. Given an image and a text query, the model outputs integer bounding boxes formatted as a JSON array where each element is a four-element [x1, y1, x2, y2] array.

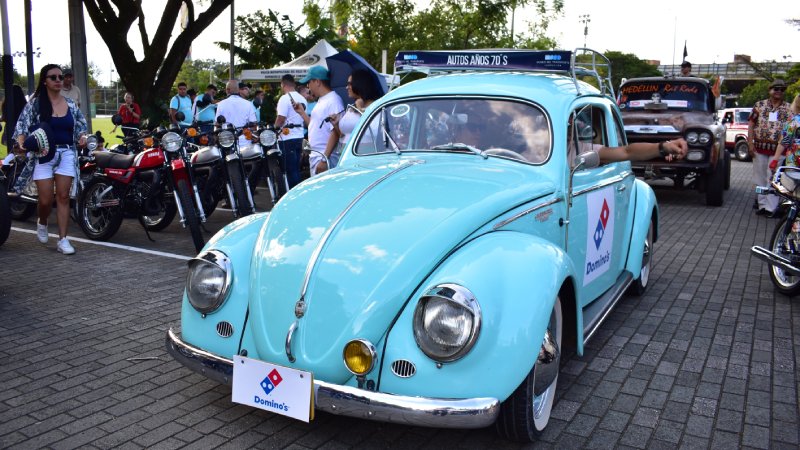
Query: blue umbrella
[[325, 50, 388, 107]]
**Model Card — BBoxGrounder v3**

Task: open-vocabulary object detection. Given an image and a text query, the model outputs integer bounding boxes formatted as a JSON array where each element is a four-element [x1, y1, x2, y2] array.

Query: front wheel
[[228, 162, 254, 216], [705, 162, 724, 207], [496, 297, 562, 442], [9, 199, 35, 221], [724, 150, 731, 190], [768, 217, 800, 295], [78, 178, 124, 241], [0, 179, 11, 246], [175, 179, 205, 253]]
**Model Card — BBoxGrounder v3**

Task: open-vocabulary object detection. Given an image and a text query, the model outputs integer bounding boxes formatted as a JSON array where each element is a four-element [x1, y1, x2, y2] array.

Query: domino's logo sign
[[544, 54, 562, 61], [260, 368, 283, 396], [593, 199, 611, 250], [584, 188, 615, 286], [403, 54, 418, 60]]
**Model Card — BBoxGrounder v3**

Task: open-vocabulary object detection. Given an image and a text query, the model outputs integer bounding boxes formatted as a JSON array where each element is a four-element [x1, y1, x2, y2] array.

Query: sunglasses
[[773, 87, 786, 92], [46, 74, 64, 81]]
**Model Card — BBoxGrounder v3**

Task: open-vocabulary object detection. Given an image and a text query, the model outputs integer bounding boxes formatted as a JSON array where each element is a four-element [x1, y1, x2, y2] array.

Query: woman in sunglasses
[[13, 64, 88, 254]]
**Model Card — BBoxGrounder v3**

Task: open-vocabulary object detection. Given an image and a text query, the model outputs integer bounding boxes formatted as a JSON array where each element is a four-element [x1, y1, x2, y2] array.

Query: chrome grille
[[216, 321, 234, 338], [391, 360, 416, 378]]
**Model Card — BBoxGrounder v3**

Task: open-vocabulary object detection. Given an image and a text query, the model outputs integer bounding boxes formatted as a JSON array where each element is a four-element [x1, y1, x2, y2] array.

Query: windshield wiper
[[431, 142, 488, 159]]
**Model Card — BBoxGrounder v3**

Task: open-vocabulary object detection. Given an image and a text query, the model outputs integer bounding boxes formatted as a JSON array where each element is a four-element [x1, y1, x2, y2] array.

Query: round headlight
[[686, 131, 699, 144], [186, 250, 232, 314], [218, 130, 235, 148], [698, 132, 712, 145], [343, 339, 376, 375], [162, 132, 182, 153], [86, 135, 98, 151], [259, 130, 277, 147], [413, 284, 481, 362]]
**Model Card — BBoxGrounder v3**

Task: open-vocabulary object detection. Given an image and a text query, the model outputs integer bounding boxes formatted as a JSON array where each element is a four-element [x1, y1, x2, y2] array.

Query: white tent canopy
[[239, 40, 338, 82]]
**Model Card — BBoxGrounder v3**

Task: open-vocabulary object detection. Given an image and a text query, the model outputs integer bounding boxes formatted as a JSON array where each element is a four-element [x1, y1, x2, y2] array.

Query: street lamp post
[[579, 14, 591, 48]]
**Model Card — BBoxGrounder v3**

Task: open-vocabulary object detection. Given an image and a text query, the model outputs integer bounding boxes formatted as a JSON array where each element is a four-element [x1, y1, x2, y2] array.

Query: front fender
[[625, 179, 658, 278], [179, 212, 269, 359], [379, 231, 576, 402]]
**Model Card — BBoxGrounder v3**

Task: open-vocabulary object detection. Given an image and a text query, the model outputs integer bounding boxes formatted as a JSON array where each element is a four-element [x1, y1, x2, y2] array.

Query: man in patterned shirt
[[748, 79, 791, 217]]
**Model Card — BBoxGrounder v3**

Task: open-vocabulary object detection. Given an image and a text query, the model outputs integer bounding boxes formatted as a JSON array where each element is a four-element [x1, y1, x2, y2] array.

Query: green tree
[[174, 59, 228, 93], [603, 51, 662, 92], [83, 0, 233, 124], [215, 9, 345, 72], [738, 80, 771, 107]]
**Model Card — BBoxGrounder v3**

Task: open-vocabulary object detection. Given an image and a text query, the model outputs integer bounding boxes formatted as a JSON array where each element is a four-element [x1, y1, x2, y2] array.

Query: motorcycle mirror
[[111, 114, 124, 126], [175, 111, 186, 122], [217, 115, 226, 125]]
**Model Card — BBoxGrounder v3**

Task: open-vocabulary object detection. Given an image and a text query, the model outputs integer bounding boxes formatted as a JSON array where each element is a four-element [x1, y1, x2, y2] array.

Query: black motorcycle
[[190, 117, 256, 218]]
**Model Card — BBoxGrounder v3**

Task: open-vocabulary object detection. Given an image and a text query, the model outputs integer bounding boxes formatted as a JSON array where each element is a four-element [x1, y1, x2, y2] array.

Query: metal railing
[[657, 61, 796, 79]]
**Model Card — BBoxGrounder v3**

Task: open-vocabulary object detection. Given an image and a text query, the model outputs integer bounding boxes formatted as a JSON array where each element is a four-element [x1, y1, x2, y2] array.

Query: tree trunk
[[82, 0, 233, 126]]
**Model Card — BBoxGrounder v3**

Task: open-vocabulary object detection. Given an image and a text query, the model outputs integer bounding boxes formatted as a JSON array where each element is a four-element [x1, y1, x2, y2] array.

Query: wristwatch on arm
[[658, 141, 669, 158]]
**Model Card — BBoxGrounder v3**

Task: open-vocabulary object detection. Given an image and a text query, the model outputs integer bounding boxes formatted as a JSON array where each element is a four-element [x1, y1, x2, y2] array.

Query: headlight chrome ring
[[413, 283, 481, 363], [186, 250, 233, 314]]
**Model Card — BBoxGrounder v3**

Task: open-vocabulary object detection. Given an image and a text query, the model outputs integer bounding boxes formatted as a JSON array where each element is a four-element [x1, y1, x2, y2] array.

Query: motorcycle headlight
[[686, 131, 699, 145], [186, 250, 232, 314], [413, 284, 481, 362], [259, 130, 277, 147], [218, 130, 235, 148], [698, 131, 712, 145], [86, 135, 98, 151], [162, 132, 182, 153]]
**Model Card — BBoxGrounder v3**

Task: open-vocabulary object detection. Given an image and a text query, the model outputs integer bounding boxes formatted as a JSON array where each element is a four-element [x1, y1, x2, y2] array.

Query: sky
[[1, 0, 796, 86]]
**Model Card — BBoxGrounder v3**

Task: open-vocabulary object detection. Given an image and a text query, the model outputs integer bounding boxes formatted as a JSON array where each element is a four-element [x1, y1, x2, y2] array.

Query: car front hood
[[247, 155, 555, 382]]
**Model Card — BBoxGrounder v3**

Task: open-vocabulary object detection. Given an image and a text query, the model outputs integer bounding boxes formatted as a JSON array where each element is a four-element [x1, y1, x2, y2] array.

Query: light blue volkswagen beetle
[[167, 49, 658, 442]]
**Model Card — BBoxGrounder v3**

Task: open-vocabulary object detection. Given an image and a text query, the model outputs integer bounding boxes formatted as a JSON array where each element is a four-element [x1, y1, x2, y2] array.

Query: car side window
[[569, 104, 608, 167]]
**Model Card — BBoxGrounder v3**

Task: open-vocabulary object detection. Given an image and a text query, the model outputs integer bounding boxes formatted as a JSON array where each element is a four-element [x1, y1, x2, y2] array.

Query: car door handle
[[617, 184, 626, 192]]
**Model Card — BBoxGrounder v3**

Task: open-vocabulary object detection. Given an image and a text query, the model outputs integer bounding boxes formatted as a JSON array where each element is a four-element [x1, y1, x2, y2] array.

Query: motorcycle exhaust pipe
[[751, 246, 800, 276]]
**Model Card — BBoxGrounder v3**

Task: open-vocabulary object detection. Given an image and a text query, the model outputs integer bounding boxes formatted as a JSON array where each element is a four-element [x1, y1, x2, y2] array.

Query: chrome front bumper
[[166, 328, 500, 429]]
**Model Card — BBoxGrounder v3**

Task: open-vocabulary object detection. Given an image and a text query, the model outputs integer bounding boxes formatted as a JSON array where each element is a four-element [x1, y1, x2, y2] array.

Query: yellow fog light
[[343, 339, 376, 376]]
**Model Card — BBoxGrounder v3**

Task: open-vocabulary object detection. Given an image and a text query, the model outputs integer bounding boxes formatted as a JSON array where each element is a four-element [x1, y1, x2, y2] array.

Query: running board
[[582, 272, 633, 346]]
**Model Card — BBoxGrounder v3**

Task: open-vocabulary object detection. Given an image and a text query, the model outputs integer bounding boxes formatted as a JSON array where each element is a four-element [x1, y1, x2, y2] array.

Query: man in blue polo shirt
[[169, 82, 193, 129]]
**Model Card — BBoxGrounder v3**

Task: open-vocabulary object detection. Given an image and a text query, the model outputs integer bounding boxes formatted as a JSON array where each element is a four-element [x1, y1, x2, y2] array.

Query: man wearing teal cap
[[294, 66, 344, 175]]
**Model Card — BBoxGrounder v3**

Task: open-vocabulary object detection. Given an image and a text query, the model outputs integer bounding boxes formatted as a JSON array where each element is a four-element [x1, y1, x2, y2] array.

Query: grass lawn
[[1, 117, 123, 157]]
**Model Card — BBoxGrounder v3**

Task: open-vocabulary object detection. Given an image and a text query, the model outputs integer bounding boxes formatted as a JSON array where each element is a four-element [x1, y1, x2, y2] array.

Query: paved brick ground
[[0, 160, 798, 449]]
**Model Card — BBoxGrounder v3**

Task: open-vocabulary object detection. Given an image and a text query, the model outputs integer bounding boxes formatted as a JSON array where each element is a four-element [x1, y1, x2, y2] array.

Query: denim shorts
[[33, 146, 76, 181]]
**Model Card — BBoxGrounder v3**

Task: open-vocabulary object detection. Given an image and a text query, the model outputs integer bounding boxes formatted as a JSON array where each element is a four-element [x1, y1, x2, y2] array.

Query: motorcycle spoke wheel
[[79, 180, 123, 241], [768, 217, 800, 295]]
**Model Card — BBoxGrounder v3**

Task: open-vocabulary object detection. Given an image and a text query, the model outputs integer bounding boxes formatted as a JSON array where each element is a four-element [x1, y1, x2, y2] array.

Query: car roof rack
[[393, 47, 615, 99]]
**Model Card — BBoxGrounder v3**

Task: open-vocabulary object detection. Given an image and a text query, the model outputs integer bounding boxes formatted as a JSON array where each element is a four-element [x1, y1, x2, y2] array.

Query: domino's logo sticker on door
[[584, 187, 615, 286]]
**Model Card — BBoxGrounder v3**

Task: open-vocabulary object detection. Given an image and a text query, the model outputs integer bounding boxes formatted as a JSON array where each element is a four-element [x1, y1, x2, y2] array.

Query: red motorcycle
[[77, 122, 206, 252]]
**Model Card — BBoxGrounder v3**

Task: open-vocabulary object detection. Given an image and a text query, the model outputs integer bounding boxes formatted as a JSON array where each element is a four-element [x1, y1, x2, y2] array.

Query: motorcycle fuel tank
[[239, 144, 262, 161], [191, 146, 223, 165], [133, 148, 166, 170]]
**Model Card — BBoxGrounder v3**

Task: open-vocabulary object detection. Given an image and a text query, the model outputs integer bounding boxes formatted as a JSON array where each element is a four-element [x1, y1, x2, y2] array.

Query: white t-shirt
[[338, 108, 361, 145], [308, 91, 344, 152], [215, 94, 257, 146], [276, 92, 308, 141]]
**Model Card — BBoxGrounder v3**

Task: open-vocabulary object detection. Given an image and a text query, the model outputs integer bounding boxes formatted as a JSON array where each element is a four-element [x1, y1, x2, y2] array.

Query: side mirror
[[175, 111, 186, 122], [573, 150, 600, 171], [714, 96, 724, 112], [111, 114, 123, 126]]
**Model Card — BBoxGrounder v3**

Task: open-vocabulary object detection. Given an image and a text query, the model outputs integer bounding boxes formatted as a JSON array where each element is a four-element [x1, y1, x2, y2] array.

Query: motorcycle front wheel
[[78, 178, 124, 241], [0, 179, 11, 246], [9, 199, 36, 221], [768, 217, 800, 296], [175, 179, 205, 253], [228, 161, 254, 217]]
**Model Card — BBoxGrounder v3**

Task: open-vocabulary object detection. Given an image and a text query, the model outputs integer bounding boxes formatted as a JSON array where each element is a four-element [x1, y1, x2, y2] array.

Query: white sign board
[[231, 356, 314, 422]]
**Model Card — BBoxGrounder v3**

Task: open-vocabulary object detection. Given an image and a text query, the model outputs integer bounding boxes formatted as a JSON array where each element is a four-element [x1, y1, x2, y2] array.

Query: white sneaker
[[37, 221, 48, 244], [57, 238, 75, 255]]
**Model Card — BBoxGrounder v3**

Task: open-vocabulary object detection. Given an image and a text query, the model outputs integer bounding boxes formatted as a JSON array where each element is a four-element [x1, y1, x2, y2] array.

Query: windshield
[[618, 81, 710, 112], [352, 97, 552, 164]]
